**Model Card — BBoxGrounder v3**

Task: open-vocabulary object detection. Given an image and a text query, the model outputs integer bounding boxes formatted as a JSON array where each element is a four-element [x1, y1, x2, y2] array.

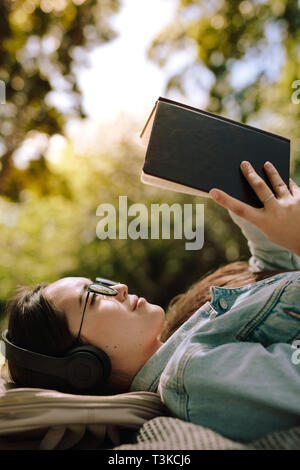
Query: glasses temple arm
[[77, 291, 90, 341]]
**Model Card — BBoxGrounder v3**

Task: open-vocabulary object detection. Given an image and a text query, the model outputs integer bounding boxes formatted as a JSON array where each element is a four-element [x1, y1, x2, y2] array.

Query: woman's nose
[[115, 284, 128, 300]]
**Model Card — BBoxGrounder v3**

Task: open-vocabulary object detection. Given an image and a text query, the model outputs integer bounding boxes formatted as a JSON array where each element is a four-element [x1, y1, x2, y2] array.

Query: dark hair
[[7, 282, 83, 394]]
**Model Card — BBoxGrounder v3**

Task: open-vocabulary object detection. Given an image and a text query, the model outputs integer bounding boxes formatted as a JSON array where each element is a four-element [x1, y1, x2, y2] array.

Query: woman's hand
[[209, 160, 300, 257]]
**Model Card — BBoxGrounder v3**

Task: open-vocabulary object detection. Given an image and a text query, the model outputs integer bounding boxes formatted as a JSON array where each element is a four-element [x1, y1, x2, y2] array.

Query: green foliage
[[0, 0, 121, 190]]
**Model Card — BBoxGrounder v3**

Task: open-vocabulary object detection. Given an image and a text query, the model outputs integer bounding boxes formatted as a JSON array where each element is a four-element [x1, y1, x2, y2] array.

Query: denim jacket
[[130, 212, 300, 442]]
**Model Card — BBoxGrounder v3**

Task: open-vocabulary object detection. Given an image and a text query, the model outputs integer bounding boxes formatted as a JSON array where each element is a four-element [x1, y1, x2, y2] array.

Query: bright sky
[[78, 0, 180, 123], [75, 0, 283, 125]]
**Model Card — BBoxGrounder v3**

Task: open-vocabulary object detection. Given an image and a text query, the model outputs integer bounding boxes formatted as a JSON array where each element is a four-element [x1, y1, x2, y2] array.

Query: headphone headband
[[1, 330, 67, 378]]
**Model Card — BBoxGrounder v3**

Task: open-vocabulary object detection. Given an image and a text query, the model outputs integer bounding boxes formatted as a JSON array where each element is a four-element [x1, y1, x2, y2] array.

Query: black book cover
[[141, 97, 290, 208]]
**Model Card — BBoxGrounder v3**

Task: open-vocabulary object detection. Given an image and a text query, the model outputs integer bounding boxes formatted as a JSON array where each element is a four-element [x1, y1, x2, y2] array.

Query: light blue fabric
[[130, 212, 300, 442]]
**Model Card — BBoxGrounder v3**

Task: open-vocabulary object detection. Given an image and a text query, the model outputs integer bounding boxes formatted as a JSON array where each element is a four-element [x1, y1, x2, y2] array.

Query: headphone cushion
[[66, 345, 111, 392]]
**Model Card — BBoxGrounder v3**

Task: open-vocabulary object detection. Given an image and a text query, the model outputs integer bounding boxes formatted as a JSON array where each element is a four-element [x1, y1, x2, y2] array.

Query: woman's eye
[[90, 293, 96, 305]]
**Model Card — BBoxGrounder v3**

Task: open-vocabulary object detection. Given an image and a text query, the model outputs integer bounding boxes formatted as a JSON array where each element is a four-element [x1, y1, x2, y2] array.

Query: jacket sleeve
[[229, 210, 300, 272]]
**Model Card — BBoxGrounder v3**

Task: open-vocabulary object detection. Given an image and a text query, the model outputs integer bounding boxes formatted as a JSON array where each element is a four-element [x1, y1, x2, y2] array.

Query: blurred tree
[[0, 0, 120, 195], [147, 0, 300, 166]]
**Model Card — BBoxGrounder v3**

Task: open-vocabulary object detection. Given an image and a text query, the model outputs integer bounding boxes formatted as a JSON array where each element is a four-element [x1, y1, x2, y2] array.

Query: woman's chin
[[141, 299, 165, 315], [150, 302, 165, 317]]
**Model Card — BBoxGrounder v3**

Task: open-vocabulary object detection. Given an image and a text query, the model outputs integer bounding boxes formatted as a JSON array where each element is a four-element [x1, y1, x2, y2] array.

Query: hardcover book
[[140, 97, 290, 208]]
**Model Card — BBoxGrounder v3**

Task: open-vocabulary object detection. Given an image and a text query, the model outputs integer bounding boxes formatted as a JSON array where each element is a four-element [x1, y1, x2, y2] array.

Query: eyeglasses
[[76, 277, 119, 340]]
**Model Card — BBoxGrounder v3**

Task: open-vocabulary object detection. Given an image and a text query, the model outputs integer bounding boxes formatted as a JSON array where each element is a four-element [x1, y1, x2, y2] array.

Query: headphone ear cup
[[65, 345, 111, 393]]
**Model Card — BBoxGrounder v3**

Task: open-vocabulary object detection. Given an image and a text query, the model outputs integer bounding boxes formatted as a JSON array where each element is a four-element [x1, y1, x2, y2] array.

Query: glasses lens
[[95, 277, 119, 286], [89, 283, 118, 296]]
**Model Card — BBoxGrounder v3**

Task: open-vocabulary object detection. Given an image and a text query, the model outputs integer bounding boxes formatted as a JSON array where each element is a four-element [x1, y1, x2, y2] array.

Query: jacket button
[[218, 298, 227, 309]]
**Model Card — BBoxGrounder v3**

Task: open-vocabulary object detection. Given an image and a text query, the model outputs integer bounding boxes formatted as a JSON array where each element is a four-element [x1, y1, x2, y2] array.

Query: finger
[[289, 178, 300, 196], [240, 161, 277, 206], [264, 161, 290, 197], [209, 188, 262, 225]]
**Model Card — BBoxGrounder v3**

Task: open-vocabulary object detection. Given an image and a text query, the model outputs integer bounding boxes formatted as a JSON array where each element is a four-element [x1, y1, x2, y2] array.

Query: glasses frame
[[76, 277, 119, 341]]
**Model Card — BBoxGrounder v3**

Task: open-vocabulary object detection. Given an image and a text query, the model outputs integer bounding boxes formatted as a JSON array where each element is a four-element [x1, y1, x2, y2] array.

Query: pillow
[[0, 372, 167, 450]]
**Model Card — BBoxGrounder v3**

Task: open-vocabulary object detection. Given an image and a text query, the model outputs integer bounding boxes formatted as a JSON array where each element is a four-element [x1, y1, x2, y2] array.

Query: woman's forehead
[[44, 277, 91, 300]]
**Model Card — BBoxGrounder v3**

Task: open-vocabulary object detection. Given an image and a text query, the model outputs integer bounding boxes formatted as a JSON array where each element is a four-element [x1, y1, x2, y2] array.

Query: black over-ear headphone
[[1, 329, 111, 394]]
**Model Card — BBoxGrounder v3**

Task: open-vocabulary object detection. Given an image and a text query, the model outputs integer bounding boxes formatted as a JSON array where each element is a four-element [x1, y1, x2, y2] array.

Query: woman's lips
[[136, 297, 145, 308], [133, 296, 146, 310], [133, 295, 138, 310]]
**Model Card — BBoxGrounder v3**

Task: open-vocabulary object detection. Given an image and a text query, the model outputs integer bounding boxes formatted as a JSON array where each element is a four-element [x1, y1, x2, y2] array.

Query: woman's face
[[44, 277, 165, 378]]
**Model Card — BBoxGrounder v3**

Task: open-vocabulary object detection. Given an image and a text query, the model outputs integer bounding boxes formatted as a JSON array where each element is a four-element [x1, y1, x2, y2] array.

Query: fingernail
[[241, 161, 250, 169], [210, 189, 219, 200]]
